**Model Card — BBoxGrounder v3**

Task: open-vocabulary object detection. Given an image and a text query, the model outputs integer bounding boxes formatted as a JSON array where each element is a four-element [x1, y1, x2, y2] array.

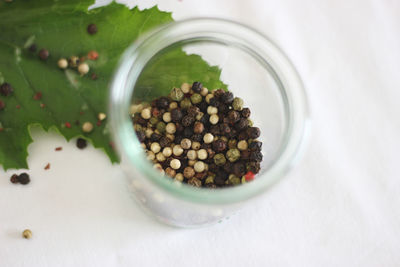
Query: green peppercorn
[[190, 93, 202, 104], [169, 87, 184, 101], [149, 116, 159, 126], [232, 97, 244, 111], [205, 176, 214, 184], [214, 153, 226, 166], [180, 98, 192, 109], [228, 174, 241, 185], [248, 119, 254, 127], [226, 148, 240, 162], [228, 139, 237, 149], [156, 121, 166, 133]]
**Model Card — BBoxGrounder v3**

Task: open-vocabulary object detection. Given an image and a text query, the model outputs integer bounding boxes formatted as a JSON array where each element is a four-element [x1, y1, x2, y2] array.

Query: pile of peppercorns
[[131, 82, 263, 188]]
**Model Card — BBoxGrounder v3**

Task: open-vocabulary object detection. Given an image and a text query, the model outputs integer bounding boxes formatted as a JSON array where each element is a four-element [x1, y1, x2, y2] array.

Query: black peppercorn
[[213, 89, 225, 98], [218, 103, 229, 114], [220, 123, 231, 135], [249, 140, 262, 151], [215, 171, 227, 185], [87, 23, 98, 34], [200, 114, 210, 125], [238, 131, 248, 140], [38, 49, 49, 60], [250, 151, 263, 162], [183, 127, 193, 137], [197, 101, 208, 112], [241, 108, 251, 118], [156, 97, 170, 109], [235, 118, 249, 131], [135, 130, 146, 142], [182, 115, 194, 127], [159, 136, 171, 148], [213, 139, 227, 152], [221, 92, 234, 104], [233, 162, 246, 177], [187, 106, 200, 117], [247, 162, 261, 174], [10, 174, 19, 184], [18, 173, 30, 185], [227, 110, 240, 124], [175, 123, 184, 133], [241, 150, 251, 161], [223, 162, 233, 173], [209, 97, 219, 107], [171, 108, 183, 122], [191, 82, 203, 93], [209, 125, 220, 135], [247, 127, 261, 139], [150, 132, 162, 142], [0, 83, 13, 96], [191, 134, 203, 142], [174, 135, 183, 145], [76, 138, 87, 149]]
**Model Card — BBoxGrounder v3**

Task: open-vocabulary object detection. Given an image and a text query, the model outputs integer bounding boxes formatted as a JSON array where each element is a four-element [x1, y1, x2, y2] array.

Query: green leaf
[[0, 0, 226, 170]]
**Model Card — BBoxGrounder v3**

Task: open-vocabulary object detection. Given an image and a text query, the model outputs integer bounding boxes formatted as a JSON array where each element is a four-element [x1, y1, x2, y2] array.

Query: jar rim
[[109, 18, 310, 205]]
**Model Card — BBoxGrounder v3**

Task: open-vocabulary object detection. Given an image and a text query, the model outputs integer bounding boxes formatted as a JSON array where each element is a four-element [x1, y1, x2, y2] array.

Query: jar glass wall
[[109, 18, 309, 227]]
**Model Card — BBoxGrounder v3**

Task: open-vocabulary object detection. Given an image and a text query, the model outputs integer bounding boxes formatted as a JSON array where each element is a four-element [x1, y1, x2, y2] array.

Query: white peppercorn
[[162, 112, 171, 123], [169, 101, 178, 109], [130, 103, 143, 115], [205, 94, 214, 104], [197, 149, 208, 160], [203, 133, 214, 144], [166, 133, 175, 141], [57, 58, 68, 69], [141, 107, 151, 119], [170, 159, 181, 170], [209, 114, 219, 125], [207, 106, 218, 115], [200, 87, 208, 96], [146, 150, 155, 161], [237, 140, 248, 151], [187, 150, 197, 160], [78, 63, 89, 75], [188, 159, 196, 166], [98, 112, 107, 121], [194, 161, 205, 173], [181, 82, 191, 94], [165, 122, 176, 134], [192, 141, 201, 150], [180, 138, 191, 149], [150, 142, 161, 153], [162, 147, 172, 157], [156, 152, 166, 162], [165, 167, 176, 178], [82, 122, 93, 133], [175, 173, 184, 182], [173, 144, 184, 156], [153, 163, 163, 171], [145, 128, 153, 138]]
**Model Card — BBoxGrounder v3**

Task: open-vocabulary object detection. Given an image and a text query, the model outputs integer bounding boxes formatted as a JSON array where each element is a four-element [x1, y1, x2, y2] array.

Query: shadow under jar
[[109, 18, 309, 228]]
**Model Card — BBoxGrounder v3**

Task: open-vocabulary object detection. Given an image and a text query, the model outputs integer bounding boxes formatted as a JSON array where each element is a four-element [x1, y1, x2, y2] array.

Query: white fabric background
[[1, 0, 399, 266]]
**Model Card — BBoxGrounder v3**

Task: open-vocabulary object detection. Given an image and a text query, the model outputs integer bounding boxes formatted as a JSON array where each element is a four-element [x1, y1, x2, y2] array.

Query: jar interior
[[132, 40, 288, 179]]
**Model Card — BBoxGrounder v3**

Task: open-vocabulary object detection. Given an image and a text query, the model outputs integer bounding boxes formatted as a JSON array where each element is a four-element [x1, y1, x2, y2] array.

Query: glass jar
[[109, 18, 309, 227]]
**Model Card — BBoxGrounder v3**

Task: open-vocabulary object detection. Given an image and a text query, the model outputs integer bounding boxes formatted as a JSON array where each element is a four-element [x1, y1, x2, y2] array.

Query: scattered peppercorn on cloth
[[1, 0, 399, 266]]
